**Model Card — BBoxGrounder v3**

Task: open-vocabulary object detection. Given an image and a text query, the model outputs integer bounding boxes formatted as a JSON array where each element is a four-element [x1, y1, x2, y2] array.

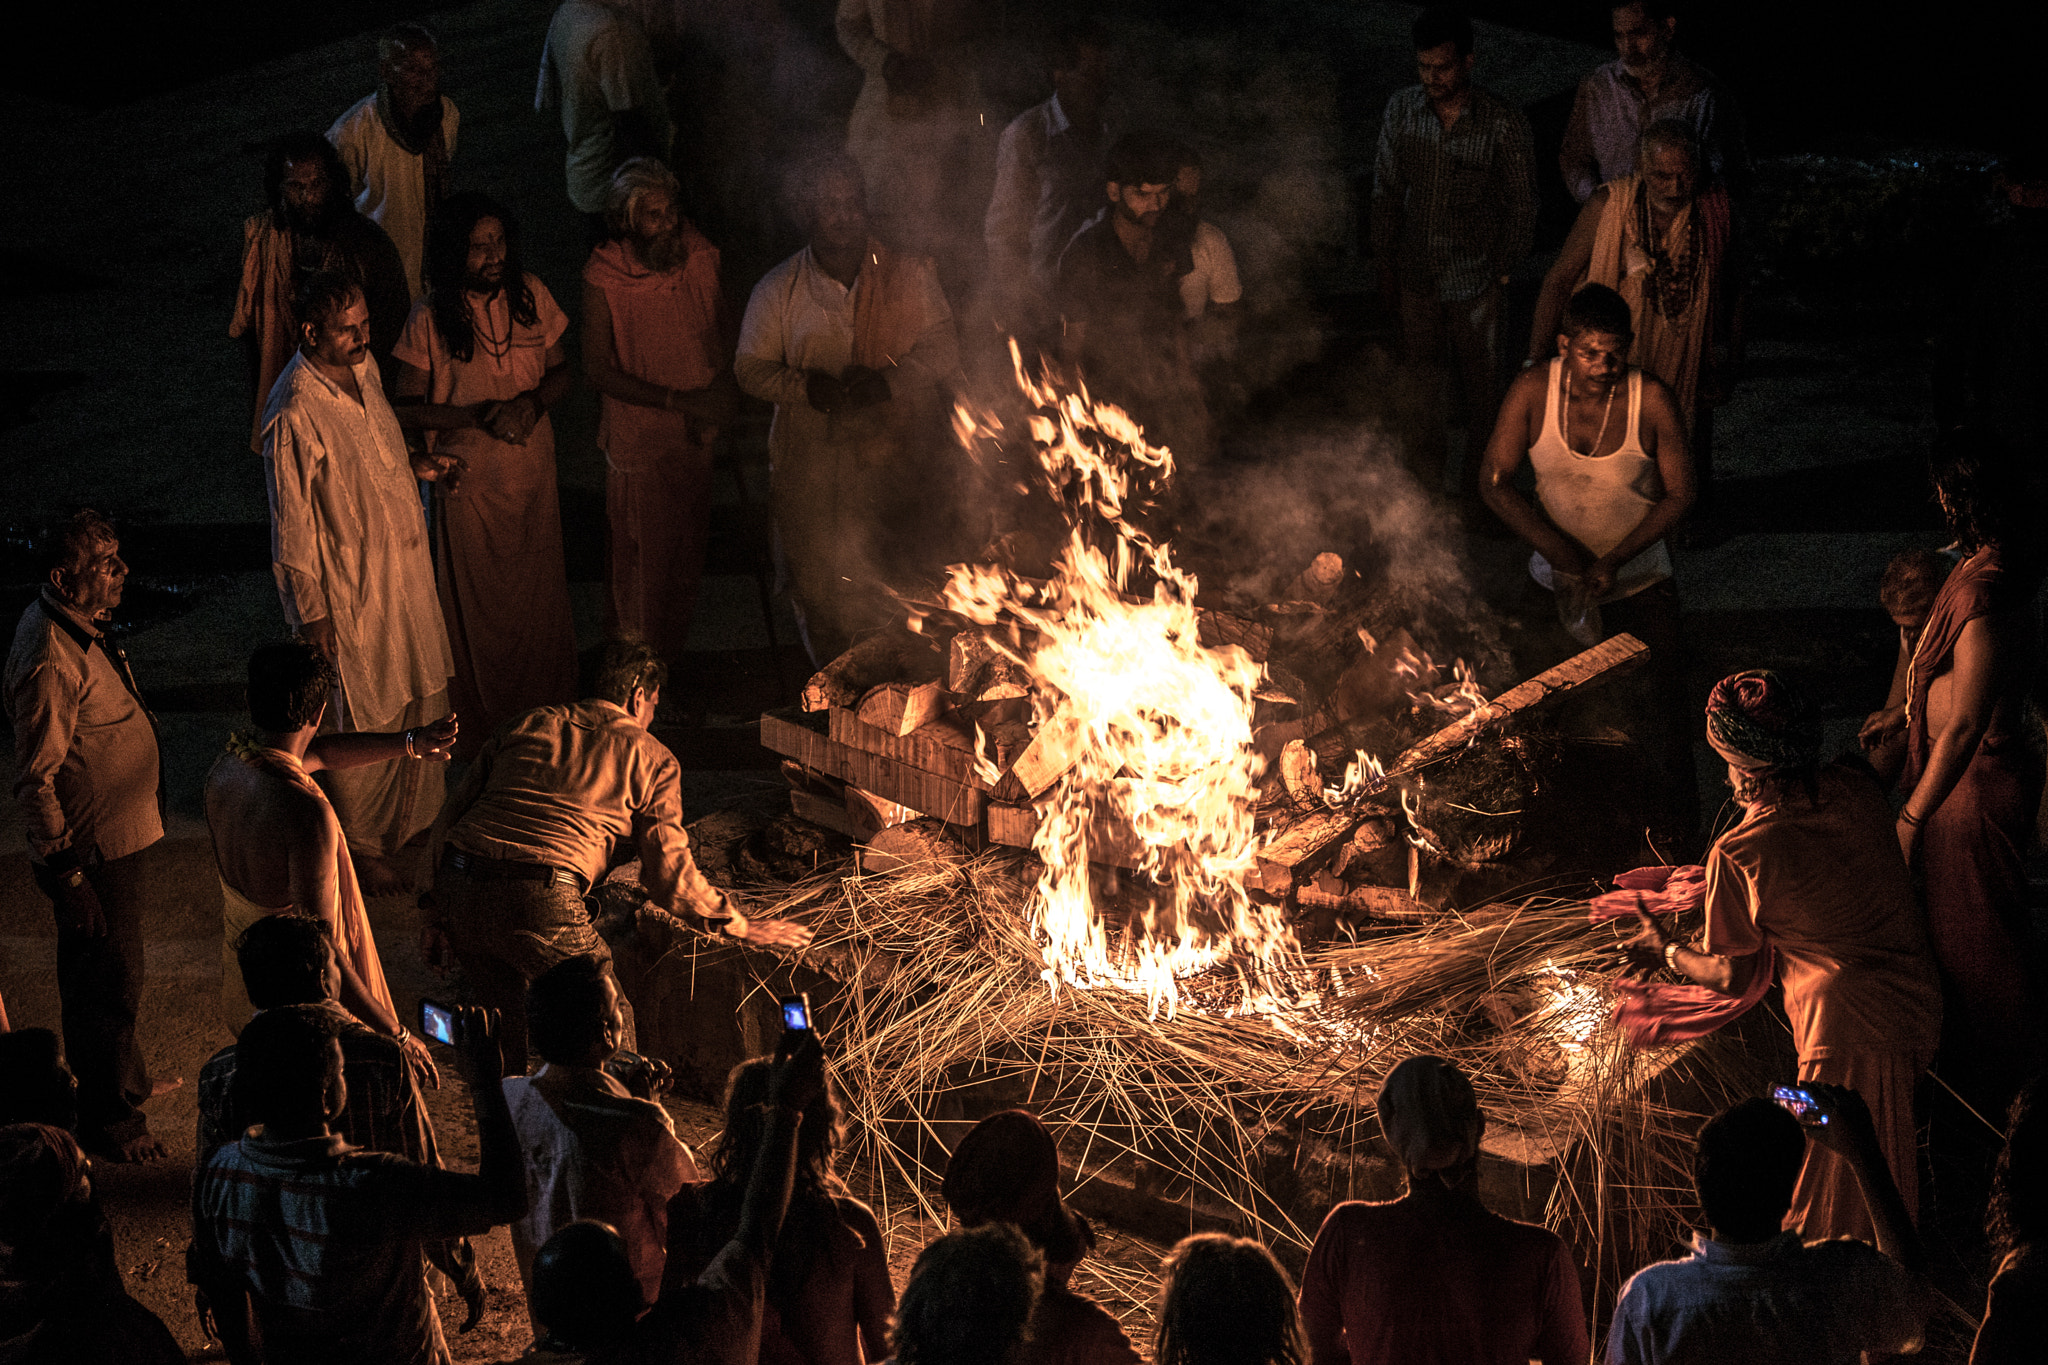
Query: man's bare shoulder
[[207, 755, 331, 830]]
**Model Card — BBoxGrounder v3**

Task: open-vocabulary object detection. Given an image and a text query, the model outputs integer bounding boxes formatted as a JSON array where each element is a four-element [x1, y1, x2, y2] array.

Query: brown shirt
[[1703, 764, 1942, 1059], [441, 700, 720, 914], [4, 589, 163, 864]]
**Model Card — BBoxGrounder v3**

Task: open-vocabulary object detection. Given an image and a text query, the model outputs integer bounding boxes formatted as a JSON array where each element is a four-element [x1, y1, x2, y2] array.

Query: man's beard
[[396, 94, 442, 148], [1620, 50, 1666, 79], [639, 227, 687, 272], [464, 270, 505, 296], [282, 197, 342, 236]]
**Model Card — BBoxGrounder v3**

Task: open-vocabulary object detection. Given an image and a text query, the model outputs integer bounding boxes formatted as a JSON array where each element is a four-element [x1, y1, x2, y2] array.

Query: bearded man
[[1560, 0, 1747, 204], [583, 158, 738, 672], [262, 270, 459, 894], [231, 131, 412, 453], [736, 152, 961, 665], [328, 22, 459, 300]]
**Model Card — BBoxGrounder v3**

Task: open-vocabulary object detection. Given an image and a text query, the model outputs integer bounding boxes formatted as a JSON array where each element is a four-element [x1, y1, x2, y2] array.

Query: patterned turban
[[1704, 669, 1821, 774]]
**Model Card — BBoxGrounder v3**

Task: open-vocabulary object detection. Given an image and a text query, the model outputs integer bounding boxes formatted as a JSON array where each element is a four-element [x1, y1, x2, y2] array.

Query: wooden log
[[844, 785, 918, 837], [982, 797, 1142, 869], [829, 709, 983, 787], [857, 681, 945, 736], [1253, 808, 1361, 891], [801, 630, 941, 711], [1196, 609, 1273, 662], [762, 713, 986, 823], [1011, 708, 1087, 798], [790, 787, 864, 839], [1295, 883, 1433, 920]]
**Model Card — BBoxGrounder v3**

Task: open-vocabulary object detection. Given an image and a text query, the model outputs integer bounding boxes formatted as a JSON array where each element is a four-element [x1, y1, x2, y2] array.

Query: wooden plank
[[982, 798, 1141, 869], [763, 712, 985, 822], [857, 681, 945, 736], [1012, 709, 1086, 797], [844, 786, 918, 837], [790, 787, 863, 838], [1196, 609, 1273, 662], [828, 708, 985, 788], [1253, 808, 1362, 890]]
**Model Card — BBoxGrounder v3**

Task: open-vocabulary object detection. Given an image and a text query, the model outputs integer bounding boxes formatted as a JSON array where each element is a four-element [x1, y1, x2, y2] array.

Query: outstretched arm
[[1527, 190, 1605, 363]]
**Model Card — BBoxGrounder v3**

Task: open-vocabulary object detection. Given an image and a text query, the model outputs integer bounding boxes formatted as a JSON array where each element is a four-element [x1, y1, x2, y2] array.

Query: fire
[[942, 344, 1295, 1019]]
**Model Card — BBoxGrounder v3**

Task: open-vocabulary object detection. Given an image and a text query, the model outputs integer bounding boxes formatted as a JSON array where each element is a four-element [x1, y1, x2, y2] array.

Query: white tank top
[[1527, 357, 1673, 601]]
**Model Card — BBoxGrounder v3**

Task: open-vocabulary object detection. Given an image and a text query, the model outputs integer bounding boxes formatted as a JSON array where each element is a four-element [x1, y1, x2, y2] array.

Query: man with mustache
[[582, 158, 738, 675], [231, 131, 412, 453], [328, 23, 459, 301], [261, 270, 459, 896], [1560, 0, 1748, 205]]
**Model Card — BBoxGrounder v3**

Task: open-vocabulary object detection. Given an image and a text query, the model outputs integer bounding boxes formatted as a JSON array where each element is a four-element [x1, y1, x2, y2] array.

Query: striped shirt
[[1369, 84, 1537, 302], [192, 1130, 501, 1365]]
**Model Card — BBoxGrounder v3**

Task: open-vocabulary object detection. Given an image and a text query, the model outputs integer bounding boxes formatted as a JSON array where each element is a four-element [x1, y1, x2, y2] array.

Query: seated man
[[195, 912, 481, 1325], [1605, 1085, 1931, 1363], [427, 638, 810, 1073], [189, 1002, 526, 1365], [505, 954, 698, 1320]]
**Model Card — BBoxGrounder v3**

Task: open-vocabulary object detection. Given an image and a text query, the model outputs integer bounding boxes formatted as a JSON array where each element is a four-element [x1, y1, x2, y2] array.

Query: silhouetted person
[[890, 1224, 1044, 1365], [1560, 0, 1747, 203], [1155, 1233, 1306, 1365], [1973, 1075, 2047, 1364], [1858, 548, 1954, 786], [536, 0, 674, 242]]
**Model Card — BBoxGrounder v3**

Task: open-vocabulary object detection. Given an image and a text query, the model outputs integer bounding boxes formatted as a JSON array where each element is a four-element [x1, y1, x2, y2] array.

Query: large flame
[[941, 345, 1295, 1018]]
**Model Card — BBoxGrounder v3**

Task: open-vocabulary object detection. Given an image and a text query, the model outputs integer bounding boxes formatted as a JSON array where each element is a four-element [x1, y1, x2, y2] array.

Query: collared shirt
[[442, 700, 722, 914], [1560, 53, 1747, 203], [197, 1001, 437, 1169], [261, 349, 453, 731], [985, 93, 1113, 293], [1055, 208, 1190, 376], [328, 93, 461, 300], [1369, 84, 1537, 302], [192, 1129, 503, 1365], [504, 1067, 698, 1308], [4, 588, 163, 864], [1606, 1230, 1922, 1364], [537, 0, 674, 214]]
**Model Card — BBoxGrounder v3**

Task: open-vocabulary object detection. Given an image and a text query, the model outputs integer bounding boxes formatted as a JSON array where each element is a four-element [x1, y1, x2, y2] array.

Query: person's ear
[[1105, 180, 1119, 203], [1555, 332, 1570, 357]]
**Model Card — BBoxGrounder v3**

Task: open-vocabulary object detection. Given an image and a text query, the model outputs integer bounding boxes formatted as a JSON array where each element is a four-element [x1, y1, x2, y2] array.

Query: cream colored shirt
[[261, 350, 453, 731], [327, 94, 460, 300]]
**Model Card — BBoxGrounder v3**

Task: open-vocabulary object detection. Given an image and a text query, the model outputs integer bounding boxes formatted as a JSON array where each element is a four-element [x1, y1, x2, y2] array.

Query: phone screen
[[1771, 1084, 1827, 1125], [780, 995, 812, 1031], [420, 999, 457, 1047]]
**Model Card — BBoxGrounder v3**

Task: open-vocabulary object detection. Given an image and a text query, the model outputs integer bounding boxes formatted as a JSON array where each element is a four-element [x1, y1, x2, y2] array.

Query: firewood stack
[[759, 552, 1648, 939]]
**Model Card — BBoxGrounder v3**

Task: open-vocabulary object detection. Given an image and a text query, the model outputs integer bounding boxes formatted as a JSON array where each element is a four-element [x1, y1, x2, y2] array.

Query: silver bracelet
[[1662, 941, 1683, 971], [404, 728, 418, 759]]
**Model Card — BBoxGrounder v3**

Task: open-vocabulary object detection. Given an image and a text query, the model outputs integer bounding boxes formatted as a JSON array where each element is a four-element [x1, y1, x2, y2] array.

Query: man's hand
[[1896, 815, 1921, 868], [732, 917, 815, 950], [482, 393, 542, 445], [409, 713, 459, 761], [805, 369, 847, 414], [840, 366, 892, 411], [52, 870, 107, 936], [420, 922, 456, 976], [410, 450, 461, 483], [616, 1054, 674, 1102], [767, 1027, 826, 1113], [298, 616, 339, 666], [450, 1005, 505, 1088], [400, 1029, 441, 1091], [1858, 706, 1906, 750], [1799, 1081, 1883, 1165], [1618, 903, 1673, 978]]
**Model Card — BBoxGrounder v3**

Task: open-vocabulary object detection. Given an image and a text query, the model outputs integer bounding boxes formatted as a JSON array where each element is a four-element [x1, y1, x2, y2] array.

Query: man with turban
[[1623, 670, 1943, 1245], [1298, 1055, 1589, 1364]]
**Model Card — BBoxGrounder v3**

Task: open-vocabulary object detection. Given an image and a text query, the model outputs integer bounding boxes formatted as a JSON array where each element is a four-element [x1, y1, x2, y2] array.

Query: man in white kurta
[[328, 25, 459, 301], [261, 277, 455, 876]]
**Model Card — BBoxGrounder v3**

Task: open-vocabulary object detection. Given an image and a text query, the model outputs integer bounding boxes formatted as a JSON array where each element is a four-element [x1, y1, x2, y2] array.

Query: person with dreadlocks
[[391, 192, 577, 751], [1154, 1234, 1305, 1365], [327, 23, 459, 300], [661, 1050, 893, 1365], [1622, 669, 1942, 1245], [1529, 117, 1741, 500], [1973, 1076, 2048, 1363]]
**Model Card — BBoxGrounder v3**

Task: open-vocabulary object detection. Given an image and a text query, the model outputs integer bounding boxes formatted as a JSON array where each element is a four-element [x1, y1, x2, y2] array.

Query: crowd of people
[[4, 0, 2046, 1361]]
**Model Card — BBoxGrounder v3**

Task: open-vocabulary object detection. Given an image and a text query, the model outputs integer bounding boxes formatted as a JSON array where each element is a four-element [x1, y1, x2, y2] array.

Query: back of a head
[[1155, 1233, 1305, 1365], [894, 1224, 1045, 1365], [0, 1030, 77, 1130], [527, 954, 612, 1066], [1411, 6, 1474, 57], [0, 1123, 90, 1255], [1877, 548, 1951, 621], [1990, 1076, 2046, 1258], [247, 639, 336, 735], [942, 1109, 1084, 1265], [1376, 1054, 1484, 1179], [713, 1056, 843, 1197], [1931, 432, 2036, 555], [235, 912, 334, 1011], [531, 1219, 644, 1349], [1562, 283, 1635, 342], [1694, 1098, 1806, 1243], [232, 1005, 341, 1131], [1104, 131, 1182, 191], [579, 637, 668, 708]]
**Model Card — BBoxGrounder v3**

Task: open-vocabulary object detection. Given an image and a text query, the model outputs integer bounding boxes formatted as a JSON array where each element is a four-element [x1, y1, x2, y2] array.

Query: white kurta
[[261, 351, 454, 733], [328, 94, 459, 301]]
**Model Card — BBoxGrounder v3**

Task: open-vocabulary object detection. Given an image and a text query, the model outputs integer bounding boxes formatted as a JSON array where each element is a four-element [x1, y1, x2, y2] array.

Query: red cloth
[[1590, 864, 1775, 1049], [1901, 546, 2046, 1061], [1298, 1189, 1588, 1365]]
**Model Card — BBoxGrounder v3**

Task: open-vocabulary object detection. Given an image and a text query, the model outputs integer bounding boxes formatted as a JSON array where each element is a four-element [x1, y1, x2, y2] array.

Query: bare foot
[[98, 1131, 169, 1163], [147, 1077, 184, 1100], [354, 854, 412, 898]]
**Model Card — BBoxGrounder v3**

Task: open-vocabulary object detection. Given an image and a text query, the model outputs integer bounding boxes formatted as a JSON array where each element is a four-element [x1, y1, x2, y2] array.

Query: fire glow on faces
[[938, 343, 1294, 1019]]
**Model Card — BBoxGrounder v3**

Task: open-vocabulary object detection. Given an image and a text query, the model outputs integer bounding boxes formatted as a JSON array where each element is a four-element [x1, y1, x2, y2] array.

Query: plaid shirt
[[1370, 84, 1537, 302], [197, 1001, 435, 1167]]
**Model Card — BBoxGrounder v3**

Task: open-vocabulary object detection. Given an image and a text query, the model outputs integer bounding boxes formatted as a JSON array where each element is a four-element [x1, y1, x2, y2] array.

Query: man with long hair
[[662, 1049, 893, 1364], [1895, 442, 2044, 1099], [328, 23, 458, 299], [392, 193, 577, 750], [231, 131, 411, 452], [1974, 1076, 2047, 1362]]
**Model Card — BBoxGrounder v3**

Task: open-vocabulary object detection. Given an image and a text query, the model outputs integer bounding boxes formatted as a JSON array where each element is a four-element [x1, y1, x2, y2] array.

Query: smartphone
[[419, 998, 458, 1047], [1772, 1084, 1828, 1125], [779, 993, 812, 1032]]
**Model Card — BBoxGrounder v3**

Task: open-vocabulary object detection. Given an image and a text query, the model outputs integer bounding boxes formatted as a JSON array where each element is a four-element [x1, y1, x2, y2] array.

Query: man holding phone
[[427, 638, 813, 1072]]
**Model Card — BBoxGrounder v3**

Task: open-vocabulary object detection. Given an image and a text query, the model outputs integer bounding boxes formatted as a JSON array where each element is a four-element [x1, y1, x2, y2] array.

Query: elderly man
[[537, 0, 673, 243], [1371, 7, 1536, 496], [328, 23, 458, 300], [583, 159, 738, 671], [1561, 0, 1747, 204], [738, 152, 960, 664], [232, 131, 412, 453], [1299, 1054, 1588, 1363], [428, 639, 813, 1073], [262, 269, 458, 894], [204, 640, 453, 1053], [4, 512, 175, 1163]]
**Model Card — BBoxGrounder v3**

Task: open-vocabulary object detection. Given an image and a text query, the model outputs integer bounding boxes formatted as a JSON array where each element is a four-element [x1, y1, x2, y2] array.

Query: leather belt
[[443, 848, 583, 891]]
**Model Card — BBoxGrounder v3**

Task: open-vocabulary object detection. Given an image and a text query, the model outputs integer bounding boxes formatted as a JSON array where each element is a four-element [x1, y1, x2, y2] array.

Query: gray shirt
[[1370, 84, 1536, 303]]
